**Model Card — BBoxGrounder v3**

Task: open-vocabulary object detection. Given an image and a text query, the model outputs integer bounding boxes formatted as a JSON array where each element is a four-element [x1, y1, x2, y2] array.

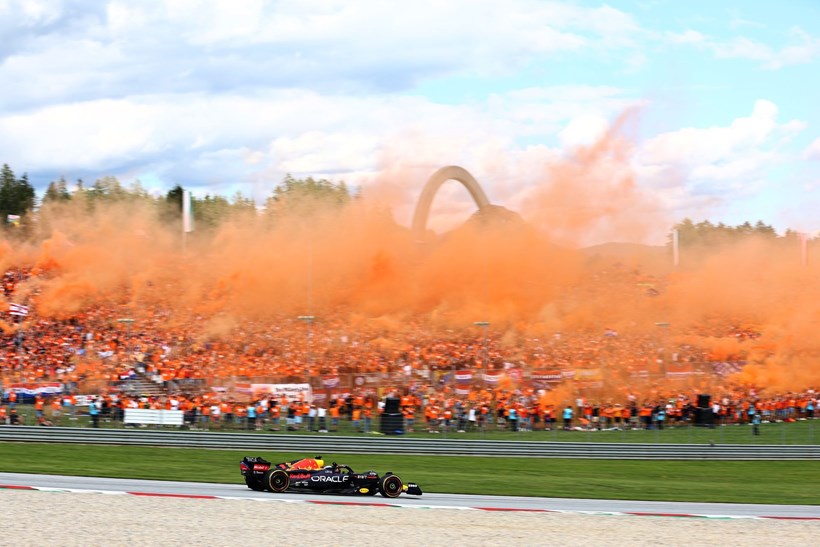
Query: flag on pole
[[9, 303, 29, 316], [182, 190, 193, 233], [799, 232, 808, 266], [672, 228, 680, 267]]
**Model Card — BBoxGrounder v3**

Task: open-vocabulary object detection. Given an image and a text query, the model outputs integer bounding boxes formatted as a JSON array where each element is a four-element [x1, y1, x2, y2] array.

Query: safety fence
[[1, 426, 818, 460]]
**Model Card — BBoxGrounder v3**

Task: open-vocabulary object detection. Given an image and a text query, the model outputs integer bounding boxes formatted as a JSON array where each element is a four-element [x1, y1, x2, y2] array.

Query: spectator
[[307, 404, 317, 432], [562, 405, 573, 430], [88, 398, 100, 428], [317, 404, 327, 433]]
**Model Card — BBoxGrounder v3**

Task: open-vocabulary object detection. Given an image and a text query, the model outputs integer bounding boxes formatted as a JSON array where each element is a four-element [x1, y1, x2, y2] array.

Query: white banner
[[249, 383, 312, 402]]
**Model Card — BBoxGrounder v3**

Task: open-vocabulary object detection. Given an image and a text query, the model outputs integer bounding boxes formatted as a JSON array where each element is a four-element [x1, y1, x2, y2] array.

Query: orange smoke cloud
[[3, 122, 818, 396], [521, 111, 665, 247]]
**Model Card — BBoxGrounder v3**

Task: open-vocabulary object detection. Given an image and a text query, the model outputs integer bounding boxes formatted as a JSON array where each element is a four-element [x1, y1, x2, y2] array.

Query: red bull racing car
[[240, 456, 422, 498]]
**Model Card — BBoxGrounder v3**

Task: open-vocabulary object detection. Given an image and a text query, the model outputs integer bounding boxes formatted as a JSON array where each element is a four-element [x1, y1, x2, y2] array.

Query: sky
[[1, 0, 819, 244]]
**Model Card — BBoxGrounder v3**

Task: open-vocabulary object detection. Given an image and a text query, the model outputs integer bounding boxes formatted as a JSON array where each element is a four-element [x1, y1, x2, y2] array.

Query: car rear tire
[[379, 473, 403, 498], [245, 476, 265, 491], [265, 469, 290, 493]]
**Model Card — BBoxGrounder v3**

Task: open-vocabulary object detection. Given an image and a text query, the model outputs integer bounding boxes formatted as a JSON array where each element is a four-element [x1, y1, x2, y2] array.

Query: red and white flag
[[9, 303, 29, 316]]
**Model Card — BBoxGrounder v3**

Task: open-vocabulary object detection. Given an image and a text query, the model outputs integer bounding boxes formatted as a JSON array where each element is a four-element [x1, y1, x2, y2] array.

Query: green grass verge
[[0, 442, 817, 505]]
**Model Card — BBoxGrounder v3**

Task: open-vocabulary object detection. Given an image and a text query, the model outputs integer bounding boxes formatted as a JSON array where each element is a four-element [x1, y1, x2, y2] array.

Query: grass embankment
[[0, 442, 817, 505]]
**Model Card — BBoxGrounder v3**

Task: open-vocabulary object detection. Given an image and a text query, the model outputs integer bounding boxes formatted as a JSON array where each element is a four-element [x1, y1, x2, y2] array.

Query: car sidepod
[[350, 471, 380, 495]]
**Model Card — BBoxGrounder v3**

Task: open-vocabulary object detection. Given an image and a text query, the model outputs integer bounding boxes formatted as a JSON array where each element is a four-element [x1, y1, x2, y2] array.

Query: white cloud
[[0, 0, 646, 205], [270, 131, 379, 174], [666, 30, 707, 45], [713, 36, 774, 64], [0, 99, 161, 170], [558, 115, 609, 148], [0, 0, 643, 112], [804, 138, 820, 161], [1, 75, 637, 195], [639, 100, 780, 167], [671, 25, 820, 70], [636, 100, 805, 215]]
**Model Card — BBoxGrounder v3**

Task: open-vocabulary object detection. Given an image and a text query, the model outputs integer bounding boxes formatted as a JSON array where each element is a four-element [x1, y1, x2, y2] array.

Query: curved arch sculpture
[[412, 165, 491, 241]]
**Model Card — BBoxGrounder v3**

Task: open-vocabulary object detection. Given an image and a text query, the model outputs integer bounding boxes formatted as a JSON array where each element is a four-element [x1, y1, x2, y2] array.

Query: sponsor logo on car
[[253, 464, 269, 471], [311, 475, 350, 483]]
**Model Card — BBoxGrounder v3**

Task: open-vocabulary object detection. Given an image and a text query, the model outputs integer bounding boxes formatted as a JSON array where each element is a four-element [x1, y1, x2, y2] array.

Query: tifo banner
[[303, 389, 350, 404], [5, 382, 64, 404], [575, 368, 602, 381], [575, 368, 603, 388], [713, 361, 746, 376], [322, 376, 340, 388], [482, 372, 502, 384], [8, 382, 63, 396], [455, 370, 473, 384], [531, 370, 563, 388], [234, 383, 313, 402], [666, 363, 695, 377], [354, 374, 385, 387]]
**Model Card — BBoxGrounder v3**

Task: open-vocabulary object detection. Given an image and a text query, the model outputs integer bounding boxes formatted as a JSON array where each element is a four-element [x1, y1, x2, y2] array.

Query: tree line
[[1, 163, 356, 234], [0, 163, 36, 226], [0, 162, 812, 247], [670, 218, 813, 248]]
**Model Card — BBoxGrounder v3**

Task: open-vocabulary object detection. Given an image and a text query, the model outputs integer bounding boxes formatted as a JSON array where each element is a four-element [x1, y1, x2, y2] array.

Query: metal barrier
[[1, 426, 818, 459]]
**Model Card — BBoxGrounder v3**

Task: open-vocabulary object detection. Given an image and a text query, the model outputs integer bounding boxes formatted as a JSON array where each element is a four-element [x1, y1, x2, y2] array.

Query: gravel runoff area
[[1, 490, 818, 547]]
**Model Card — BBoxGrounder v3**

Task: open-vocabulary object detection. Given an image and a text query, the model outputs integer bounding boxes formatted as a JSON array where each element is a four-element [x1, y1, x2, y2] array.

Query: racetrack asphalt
[[0, 472, 817, 519]]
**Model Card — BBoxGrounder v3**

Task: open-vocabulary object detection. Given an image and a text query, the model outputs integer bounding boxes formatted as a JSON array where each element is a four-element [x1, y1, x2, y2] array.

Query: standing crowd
[[1, 266, 817, 433]]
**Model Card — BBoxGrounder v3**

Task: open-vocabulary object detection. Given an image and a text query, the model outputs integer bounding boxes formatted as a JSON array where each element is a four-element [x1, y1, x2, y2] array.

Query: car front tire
[[379, 473, 403, 498]]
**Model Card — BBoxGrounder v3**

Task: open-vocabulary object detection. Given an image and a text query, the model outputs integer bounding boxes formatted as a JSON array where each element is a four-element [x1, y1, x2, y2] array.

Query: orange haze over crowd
[[1, 130, 818, 396]]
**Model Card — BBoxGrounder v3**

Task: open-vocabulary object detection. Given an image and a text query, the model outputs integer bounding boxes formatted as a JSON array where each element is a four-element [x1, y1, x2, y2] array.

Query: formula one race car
[[240, 455, 422, 498]]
